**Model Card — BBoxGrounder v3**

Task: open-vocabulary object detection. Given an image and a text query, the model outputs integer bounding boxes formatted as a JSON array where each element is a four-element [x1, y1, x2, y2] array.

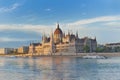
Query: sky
[[0, 0, 120, 47]]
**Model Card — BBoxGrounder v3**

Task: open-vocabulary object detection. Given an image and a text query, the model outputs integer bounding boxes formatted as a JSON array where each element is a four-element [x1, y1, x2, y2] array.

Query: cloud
[[0, 15, 119, 33], [0, 37, 34, 42], [0, 15, 120, 44], [0, 24, 53, 35], [0, 24, 53, 42], [0, 15, 120, 35], [0, 3, 20, 13], [45, 8, 51, 11], [68, 15, 120, 26], [104, 22, 120, 27]]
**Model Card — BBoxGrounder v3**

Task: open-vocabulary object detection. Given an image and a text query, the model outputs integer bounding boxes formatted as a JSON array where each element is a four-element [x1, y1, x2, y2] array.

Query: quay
[[1, 53, 120, 58]]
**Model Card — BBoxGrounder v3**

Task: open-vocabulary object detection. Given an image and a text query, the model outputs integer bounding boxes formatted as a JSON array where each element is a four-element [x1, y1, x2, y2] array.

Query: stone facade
[[28, 23, 97, 55], [106, 43, 120, 48], [0, 48, 14, 54], [75, 37, 97, 53], [18, 46, 29, 54]]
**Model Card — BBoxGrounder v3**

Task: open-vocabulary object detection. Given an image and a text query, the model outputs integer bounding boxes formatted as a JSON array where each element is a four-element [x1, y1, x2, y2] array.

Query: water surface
[[0, 56, 120, 80]]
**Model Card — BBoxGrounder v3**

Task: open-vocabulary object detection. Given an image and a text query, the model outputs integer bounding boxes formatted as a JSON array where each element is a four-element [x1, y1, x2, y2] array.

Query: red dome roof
[[54, 24, 63, 34]]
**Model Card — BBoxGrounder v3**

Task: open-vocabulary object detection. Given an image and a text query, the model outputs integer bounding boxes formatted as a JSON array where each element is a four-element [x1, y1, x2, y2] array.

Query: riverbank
[[0, 53, 120, 58]]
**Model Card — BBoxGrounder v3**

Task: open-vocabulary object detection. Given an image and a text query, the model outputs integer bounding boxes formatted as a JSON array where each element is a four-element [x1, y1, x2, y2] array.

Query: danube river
[[0, 56, 120, 80]]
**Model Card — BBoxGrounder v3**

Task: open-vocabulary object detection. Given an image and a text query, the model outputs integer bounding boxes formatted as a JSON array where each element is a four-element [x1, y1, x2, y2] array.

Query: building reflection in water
[[0, 57, 99, 80]]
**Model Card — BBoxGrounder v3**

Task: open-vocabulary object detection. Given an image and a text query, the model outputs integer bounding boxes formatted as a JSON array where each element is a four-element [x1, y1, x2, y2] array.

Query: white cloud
[[0, 24, 54, 42], [0, 3, 20, 13], [0, 15, 120, 43], [0, 37, 33, 42], [0, 24, 53, 35], [0, 15, 120, 35], [68, 16, 120, 26], [45, 8, 51, 11], [104, 22, 120, 27], [0, 15, 119, 33]]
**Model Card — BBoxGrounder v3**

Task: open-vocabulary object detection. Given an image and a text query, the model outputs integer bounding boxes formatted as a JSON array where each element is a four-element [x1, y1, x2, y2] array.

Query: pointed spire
[[76, 31, 78, 38], [42, 32, 46, 43], [63, 32, 65, 37], [57, 22, 59, 28], [50, 31, 54, 43], [94, 36, 96, 41], [50, 31, 55, 54]]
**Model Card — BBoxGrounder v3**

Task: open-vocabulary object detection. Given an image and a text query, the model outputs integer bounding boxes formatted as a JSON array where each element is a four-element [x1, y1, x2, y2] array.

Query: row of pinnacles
[[29, 23, 97, 55]]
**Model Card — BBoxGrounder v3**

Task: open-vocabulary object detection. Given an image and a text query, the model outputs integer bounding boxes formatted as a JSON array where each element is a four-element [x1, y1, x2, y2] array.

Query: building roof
[[30, 43, 42, 46], [106, 43, 120, 45], [54, 24, 63, 35]]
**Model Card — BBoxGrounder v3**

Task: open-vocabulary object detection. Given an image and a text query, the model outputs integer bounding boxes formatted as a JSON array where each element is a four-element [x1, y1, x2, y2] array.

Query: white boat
[[8, 55, 17, 58], [82, 55, 107, 59]]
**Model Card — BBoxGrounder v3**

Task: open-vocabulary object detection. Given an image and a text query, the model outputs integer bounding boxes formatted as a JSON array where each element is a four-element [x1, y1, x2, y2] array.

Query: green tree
[[96, 47, 105, 52], [83, 45, 90, 53], [114, 47, 120, 52]]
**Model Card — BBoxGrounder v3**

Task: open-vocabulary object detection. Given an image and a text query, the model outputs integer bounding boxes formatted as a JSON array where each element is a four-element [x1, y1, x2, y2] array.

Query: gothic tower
[[50, 32, 56, 54]]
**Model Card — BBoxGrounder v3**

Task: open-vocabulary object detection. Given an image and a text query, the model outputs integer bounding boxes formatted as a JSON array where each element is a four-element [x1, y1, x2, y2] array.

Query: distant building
[[0, 48, 14, 54], [106, 43, 120, 48], [13, 48, 18, 53], [105, 43, 120, 52], [76, 37, 97, 53], [17, 46, 29, 54], [28, 23, 97, 55]]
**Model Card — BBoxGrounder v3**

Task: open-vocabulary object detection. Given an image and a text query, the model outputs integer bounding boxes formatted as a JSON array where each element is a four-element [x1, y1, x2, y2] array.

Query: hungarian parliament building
[[29, 23, 97, 55]]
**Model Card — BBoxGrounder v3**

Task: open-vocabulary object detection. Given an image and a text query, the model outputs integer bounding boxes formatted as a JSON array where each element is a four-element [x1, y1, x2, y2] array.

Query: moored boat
[[82, 55, 107, 59]]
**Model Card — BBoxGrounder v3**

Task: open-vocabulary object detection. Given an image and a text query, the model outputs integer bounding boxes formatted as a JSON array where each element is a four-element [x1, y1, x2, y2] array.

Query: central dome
[[54, 24, 63, 35], [54, 23, 63, 44]]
